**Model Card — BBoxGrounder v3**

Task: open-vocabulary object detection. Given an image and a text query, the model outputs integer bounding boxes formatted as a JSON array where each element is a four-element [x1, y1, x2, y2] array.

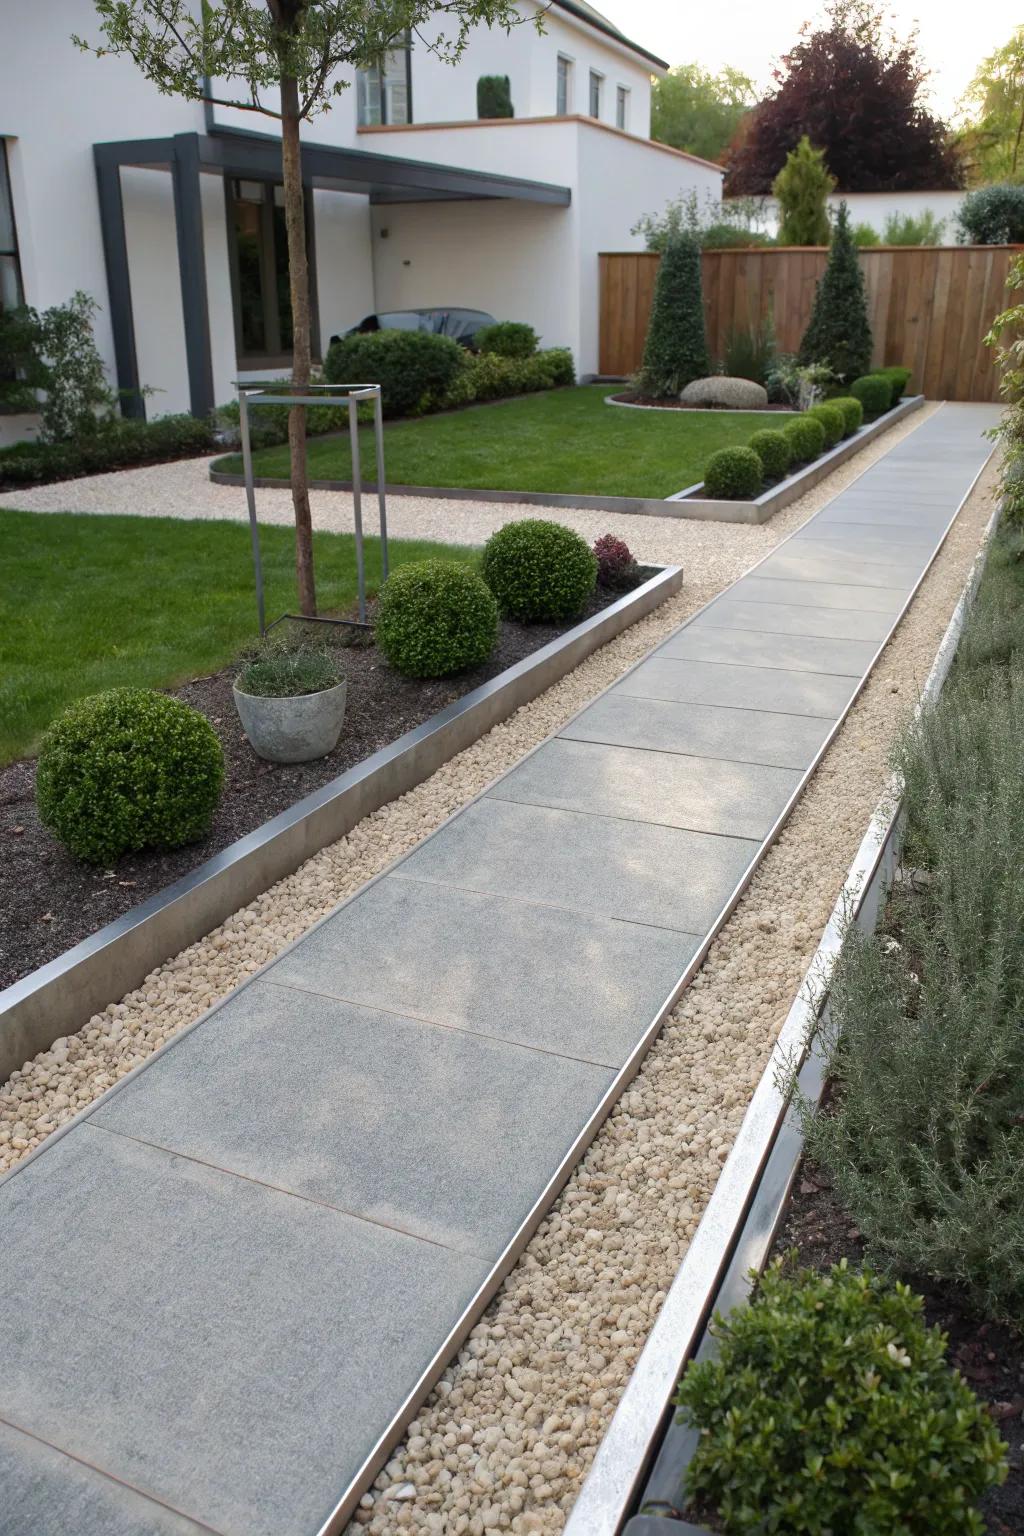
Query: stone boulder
[[680, 376, 769, 409]]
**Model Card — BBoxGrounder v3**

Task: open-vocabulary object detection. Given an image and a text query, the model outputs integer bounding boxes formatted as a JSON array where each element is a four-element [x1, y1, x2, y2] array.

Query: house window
[[357, 32, 412, 125], [227, 179, 318, 366], [0, 142, 23, 314], [616, 85, 629, 130], [588, 70, 603, 119], [556, 55, 573, 115]]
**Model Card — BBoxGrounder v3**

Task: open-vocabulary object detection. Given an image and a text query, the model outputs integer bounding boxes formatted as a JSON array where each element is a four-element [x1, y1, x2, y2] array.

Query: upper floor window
[[588, 70, 603, 119], [556, 55, 573, 116], [357, 33, 411, 126], [0, 141, 23, 314], [616, 85, 630, 131]]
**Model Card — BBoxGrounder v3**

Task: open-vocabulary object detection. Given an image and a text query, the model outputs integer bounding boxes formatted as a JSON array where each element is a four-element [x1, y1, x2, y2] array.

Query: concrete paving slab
[[655, 625, 878, 676], [613, 657, 857, 718], [733, 576, 907, 612], [754, 547, 923, 589], [0, 1127, 489, 1536], [560, 691, 833, 770], [490, 737, 801, 841], [396, 797, 758, 934], [691, 598, 892, 643], [271, 876, 700, 1068], [92, 981, 613, 1260]]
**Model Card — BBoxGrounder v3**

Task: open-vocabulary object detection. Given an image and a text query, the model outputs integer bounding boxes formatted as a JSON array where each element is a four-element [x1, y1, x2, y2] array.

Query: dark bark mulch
[[0, 580, 646, 992], [771, 1162, 1024, 1535]]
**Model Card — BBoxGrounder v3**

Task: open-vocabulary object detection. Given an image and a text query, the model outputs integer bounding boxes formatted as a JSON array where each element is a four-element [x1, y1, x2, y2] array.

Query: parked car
[[329, 307, 496, 350]]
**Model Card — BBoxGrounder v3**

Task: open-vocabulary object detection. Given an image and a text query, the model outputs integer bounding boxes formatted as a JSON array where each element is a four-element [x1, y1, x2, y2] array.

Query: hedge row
[[0, 413, 217, 488]]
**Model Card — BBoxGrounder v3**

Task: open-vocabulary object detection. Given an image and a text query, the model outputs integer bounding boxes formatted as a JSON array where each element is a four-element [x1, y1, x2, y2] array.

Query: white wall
[[313, 191, 376, 347], [121, 168, 190, 417], [730, 190, 967, 243]]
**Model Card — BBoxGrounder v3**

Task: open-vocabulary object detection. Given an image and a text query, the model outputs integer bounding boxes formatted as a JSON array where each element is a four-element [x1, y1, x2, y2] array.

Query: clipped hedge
[[703, 445, 763, 499], [36, 689, 224, 864], [375, 559, 498, 678], [875, 365, 912, 405], [807, 400, 845, 450], [831, 395, 864, 435], [0, 413, 216, 489], [747, 429, 791, 480], [782, 413, 826, 464], [475, 321, 537, 359], [851, 373, 893, 417], [324, 328, 464, 418], [481, 518, 597, 622]]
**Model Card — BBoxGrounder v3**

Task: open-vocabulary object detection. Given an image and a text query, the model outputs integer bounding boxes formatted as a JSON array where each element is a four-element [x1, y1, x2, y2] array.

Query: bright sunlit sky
[[595, 0, 1021, 120]]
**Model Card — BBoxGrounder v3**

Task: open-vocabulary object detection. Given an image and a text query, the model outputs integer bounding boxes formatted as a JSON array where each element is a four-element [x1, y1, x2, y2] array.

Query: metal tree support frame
[[238, 381, 389, 633]]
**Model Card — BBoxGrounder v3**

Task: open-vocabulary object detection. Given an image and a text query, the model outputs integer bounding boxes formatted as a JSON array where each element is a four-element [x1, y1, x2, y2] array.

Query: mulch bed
[[609, 393, 793, 412], [771, 1161, 1024, 1536], [0, 580, 648, 992]]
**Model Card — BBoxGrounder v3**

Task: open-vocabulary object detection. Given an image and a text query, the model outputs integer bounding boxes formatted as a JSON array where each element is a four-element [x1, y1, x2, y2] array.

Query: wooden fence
[[598, 246, 1021, 402]]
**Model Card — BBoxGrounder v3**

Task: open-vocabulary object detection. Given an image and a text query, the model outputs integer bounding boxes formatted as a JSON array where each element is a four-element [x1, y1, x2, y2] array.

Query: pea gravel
[[0, 403, 992, 1536]]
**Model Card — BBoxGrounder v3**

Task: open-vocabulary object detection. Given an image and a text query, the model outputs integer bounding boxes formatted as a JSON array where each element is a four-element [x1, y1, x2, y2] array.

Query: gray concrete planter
[[233, 677, 348, 764]]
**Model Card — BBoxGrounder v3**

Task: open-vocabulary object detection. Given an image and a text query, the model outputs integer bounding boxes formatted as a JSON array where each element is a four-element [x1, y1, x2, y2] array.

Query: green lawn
[[0, 511, 477, 764], [213, 385, 792, 498]]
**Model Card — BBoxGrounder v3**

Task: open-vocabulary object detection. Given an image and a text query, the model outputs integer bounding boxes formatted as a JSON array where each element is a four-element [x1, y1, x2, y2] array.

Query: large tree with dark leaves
[[725, 0, 964, 195]]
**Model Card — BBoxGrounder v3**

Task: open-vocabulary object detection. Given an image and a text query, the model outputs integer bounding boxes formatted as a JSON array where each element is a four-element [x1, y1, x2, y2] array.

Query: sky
[[595, 0, 1020, 120]]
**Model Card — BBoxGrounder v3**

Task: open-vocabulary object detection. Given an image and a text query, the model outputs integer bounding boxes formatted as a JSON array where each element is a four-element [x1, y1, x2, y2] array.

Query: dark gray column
[[93, 148, 144, 419], [171, 133, 215, 419]]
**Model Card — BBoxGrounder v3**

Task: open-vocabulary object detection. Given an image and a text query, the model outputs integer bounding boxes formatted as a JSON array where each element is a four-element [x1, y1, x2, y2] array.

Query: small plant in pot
[[233, 640, 347, 764]]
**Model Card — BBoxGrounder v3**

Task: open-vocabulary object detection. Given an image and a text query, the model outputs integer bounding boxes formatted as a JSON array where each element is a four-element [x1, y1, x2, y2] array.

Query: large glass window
[[227, 179, 316, 365], [357, 33, 411, 125], [0, 141, 23, 314], [589, 70, 603, 119], [556, 55, 573, 115]]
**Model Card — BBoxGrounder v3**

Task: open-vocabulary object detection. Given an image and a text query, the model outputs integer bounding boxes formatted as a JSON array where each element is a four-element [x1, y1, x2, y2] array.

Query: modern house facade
[[0, 0, 723, 439]]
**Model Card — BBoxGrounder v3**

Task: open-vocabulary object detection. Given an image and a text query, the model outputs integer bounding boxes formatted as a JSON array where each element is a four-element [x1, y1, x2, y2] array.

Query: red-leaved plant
[[593, 534, 641, 591]]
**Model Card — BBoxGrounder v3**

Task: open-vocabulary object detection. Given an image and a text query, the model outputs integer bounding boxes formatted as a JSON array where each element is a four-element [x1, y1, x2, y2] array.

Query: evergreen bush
[[747, 428, 791, 479], [799, 201, 873, 383], [481, 519, 597, 622], [772, 136, 833, 246], [324, 328, 463, 418], [957, 183, 1024, 244], [36, 689, 224, 864], [782, 413, 826, 463], [476, 73, 513, 118], [807, 400, 845, 448], [474, 321, 537, 358], [851, 373, 892, 416], [634, 235, 710, 398], [830, 395, 864, 434], [703, 445, 763, 498], [375, 560, 498, 678]]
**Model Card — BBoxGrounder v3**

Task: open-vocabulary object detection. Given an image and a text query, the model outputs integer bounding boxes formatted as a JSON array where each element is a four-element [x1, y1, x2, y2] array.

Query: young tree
[[651, 63, 756, 164], [725, 0, 963, 196], [77, 0, 530, 616], [799, 201, 873, 382], [773, 137, 833, 245], [956, 28, 1024, 185], [634, 235, 710, 399]]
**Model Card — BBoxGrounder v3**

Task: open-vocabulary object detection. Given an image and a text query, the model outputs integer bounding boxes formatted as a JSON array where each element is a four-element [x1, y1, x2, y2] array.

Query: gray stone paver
[[0, 404, 999, 1534]]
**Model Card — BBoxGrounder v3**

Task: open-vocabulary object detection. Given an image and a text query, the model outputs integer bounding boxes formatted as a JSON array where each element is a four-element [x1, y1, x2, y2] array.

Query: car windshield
[[375, 311, 434, 333]]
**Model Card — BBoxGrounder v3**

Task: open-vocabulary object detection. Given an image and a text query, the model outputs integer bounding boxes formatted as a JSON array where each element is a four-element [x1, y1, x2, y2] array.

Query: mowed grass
[[213, 385, 792, 498], [0, 510, 477, 764]]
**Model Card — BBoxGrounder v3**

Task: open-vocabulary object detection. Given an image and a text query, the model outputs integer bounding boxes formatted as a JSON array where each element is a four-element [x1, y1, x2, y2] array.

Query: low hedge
[[375, 559, 498, 678], [875, 365, 912, 405], [747, 429, 791, 480], [807, 400, 845, 450], [475, 321, 538, 358], [324, 328, 464, 419], [482, 518, 597, 622], [0, 413, 217, 488], [851, 373, 893, 417], [831, 395, 864, 435], [703, 445, 763, 499], [782, 414, 826, 464]]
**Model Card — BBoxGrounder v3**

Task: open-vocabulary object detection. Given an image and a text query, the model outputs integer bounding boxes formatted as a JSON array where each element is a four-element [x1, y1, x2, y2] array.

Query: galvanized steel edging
[[0, 564, 682, 1082], [563, 494, 1002, 1536]]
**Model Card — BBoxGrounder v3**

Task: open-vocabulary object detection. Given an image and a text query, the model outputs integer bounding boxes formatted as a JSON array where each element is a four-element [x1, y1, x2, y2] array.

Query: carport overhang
[[94, 129, 572, 420]]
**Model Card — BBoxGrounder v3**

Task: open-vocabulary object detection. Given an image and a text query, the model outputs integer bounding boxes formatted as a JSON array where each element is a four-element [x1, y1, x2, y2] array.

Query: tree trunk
[[279, 71, 317, 617]]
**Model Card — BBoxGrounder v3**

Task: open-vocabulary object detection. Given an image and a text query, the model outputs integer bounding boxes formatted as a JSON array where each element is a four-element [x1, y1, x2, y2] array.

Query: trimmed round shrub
[[807, 400, 846, 449], [324, 328, 463, 418], [876, 364, 912, 405], [703, 446, 763, 500], [747, 429, 792, 481], [851, 373, 893, 417], [474, 321, 538, 359], [481, 518, 597, 622], [831, 395, 864, 435], [375, 560, 498, 678], [36, 689, 224, 865], [676, 1259, 1008, 1535], [957, 182, 1024, 245], [782, 413, 827, 464], [593, 533, 640, 591]]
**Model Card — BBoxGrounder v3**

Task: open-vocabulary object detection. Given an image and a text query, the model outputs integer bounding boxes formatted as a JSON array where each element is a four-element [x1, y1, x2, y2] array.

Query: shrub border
[[207, 395, 925, 525], [563, 487, 1001, 1536], [0, 563, 682, 1083]]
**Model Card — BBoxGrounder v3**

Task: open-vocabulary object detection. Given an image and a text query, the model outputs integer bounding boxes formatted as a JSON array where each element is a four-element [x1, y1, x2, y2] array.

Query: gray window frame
[[357, 32, 413, 126], [588, 69, 603, 119], [556, 54, 573, 116], [0, 140, 24, 313], [224, 176, 321, 370]]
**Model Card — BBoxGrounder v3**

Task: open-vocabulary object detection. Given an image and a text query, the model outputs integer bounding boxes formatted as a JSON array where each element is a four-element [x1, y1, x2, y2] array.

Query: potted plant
[[233, 642, 347, 764]]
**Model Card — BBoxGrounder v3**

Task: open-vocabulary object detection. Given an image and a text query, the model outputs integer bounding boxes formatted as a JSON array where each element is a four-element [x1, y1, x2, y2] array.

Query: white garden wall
[[729, 190, 968, 242]]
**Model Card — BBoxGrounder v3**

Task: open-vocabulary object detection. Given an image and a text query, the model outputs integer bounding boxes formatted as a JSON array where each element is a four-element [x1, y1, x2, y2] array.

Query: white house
[[0, 0, 723, 439]]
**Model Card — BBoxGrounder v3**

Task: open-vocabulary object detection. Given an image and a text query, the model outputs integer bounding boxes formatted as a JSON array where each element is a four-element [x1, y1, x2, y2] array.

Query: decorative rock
[[680, 375, 769, 409]]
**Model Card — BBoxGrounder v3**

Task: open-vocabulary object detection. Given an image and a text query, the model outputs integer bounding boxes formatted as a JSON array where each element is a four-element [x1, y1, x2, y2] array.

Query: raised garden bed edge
[[0, 563, 682, 1083]]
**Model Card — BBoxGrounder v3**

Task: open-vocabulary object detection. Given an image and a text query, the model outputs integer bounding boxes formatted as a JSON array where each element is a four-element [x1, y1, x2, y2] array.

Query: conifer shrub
[[633, 235, 710, 398], [799, 201, 873, 383]]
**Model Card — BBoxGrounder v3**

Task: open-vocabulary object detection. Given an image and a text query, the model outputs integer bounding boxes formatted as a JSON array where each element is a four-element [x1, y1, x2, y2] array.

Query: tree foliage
[[634, 236, 710, 399], [632, 190, 773, 252], [956, 27, 1024, 186], [651, 62, 755, 164], [772, 135, 833, 244], [725, 0, 963, 195], [799, 202, 873, 382]]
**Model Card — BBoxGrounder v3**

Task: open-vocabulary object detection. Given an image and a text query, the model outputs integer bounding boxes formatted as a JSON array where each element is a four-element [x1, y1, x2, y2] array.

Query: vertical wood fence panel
[[597, 247, 1021, 401]]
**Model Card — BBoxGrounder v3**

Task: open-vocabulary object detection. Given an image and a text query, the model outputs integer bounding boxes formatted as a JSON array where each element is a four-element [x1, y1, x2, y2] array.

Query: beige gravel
[[0, 401, 991, 1536]]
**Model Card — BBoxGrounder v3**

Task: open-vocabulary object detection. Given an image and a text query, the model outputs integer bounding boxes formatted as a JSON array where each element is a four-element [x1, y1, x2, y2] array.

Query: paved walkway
[[0, 406, 998, 1536]]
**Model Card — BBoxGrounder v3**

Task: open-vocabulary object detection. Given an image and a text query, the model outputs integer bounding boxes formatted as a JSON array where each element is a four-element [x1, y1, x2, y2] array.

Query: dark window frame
[[224, 175, 321, 372], [0, 139, 24, 312], [357, 32, 413, 126]]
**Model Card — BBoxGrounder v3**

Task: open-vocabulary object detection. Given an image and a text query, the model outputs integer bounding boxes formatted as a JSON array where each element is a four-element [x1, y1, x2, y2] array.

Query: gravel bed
[[0, 402, 986, 1535]]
